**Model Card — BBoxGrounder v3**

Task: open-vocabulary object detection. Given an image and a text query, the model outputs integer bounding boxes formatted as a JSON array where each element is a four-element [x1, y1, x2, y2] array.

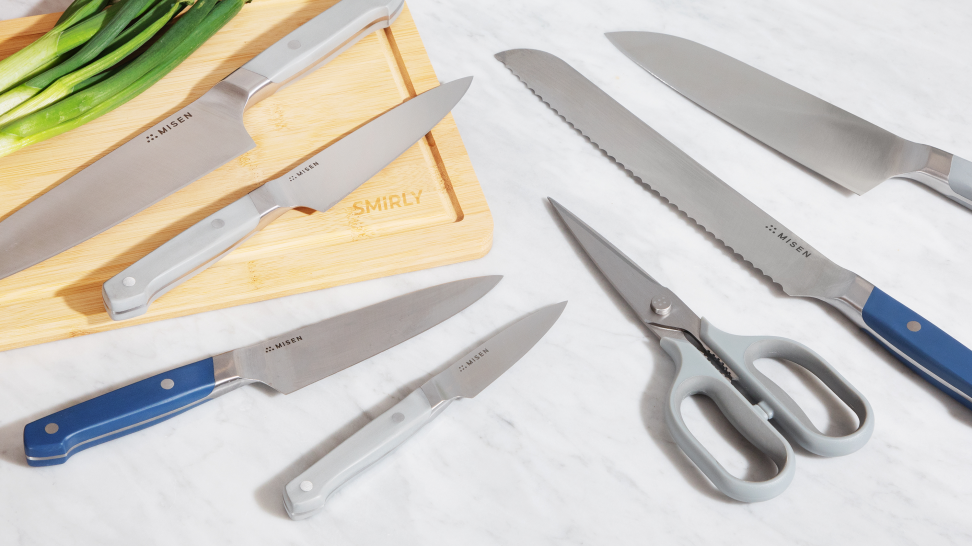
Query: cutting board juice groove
[[0, 0, 492, 352]]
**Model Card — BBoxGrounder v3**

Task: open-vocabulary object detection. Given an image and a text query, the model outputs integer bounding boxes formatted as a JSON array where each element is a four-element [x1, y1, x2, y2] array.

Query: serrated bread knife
[[606, 32, 972, 211], [0, 0, 406, 282], [23, 275, 501, 466], [103, 76, 472, 320], [496, 48, 972, 411], [283, 301, 567, 519]]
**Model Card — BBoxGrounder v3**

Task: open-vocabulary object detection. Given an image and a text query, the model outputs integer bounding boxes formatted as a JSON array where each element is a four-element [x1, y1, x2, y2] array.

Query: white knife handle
[[242, 0, 404, 92], [102, 194, 273, 321], [948, 155, 972, 201], [284, 388, 443, 520]]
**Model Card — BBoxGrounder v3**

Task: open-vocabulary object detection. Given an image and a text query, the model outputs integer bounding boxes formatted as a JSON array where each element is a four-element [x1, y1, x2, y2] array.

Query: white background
[[1, 0, 971, 544]]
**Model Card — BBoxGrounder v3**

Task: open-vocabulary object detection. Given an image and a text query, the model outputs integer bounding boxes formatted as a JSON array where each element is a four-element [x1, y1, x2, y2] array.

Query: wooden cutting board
[[0, 0, 492, 353]]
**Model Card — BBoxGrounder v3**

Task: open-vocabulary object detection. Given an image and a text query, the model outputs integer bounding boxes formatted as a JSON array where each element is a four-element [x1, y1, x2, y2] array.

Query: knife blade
[[23, 275, 502, 466], [102, 76, 472, 320], [496, 48, 972, 411], [0, 0, 406, 282], [606, 31, 972, 210], [283, 301, 567, 519]]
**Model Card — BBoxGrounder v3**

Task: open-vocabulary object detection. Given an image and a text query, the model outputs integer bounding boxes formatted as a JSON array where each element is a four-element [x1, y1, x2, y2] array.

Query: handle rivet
[[44, 423, 58, 434], [650, 296, 672, 316], [300, 480, 313, 492], [288, 40, 301, 50], [160, 379, 175, 390], [907, 321, 922, 332], [391, 412, 405, 423], [122, 277, 136, 287], [211, 219, 225, 229]]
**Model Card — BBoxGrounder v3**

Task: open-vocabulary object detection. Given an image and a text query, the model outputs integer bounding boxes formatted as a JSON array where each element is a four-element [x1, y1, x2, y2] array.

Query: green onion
[[0, 0, 246, 158], [0, 0, 183, 125], [0, 0, 109, 94]]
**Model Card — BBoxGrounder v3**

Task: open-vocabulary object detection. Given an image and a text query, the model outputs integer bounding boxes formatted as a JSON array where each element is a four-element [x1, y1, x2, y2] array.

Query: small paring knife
[[24, 276, 502, 466], [283, 301, 567, 520], [103, 76, 472, 320], [607, 31, 972, 211]]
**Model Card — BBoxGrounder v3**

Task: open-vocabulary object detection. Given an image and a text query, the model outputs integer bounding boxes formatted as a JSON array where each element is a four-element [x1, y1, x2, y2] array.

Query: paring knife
[[23, 275, 502, 466], [607, 32, 972, 210], [496, 49, 972, 411], [283, 301, 567, 520], [103, 76, 472, 320], [0, 0, 406, 282]]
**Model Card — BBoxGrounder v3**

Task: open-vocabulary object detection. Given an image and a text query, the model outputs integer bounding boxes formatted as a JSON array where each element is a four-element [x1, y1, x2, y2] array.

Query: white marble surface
[[1, 0, 972, 543]]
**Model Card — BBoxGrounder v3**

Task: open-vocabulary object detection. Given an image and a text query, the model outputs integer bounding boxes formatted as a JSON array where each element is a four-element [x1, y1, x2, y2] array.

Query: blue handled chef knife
[[23, 275, 502, 466], [496, 48, 972, 411]]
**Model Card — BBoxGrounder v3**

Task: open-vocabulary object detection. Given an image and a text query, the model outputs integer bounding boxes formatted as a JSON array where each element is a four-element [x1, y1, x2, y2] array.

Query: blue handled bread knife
[[23, 275, 502, 466], [496, 48, 972, 411]]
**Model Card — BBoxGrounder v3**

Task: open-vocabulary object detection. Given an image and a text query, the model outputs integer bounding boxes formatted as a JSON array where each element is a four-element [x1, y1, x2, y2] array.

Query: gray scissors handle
[[700, 319, 874, 457], [660, 336, 795, 502]]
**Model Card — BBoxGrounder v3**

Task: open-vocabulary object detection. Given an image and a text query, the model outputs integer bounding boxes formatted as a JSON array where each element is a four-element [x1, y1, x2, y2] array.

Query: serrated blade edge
[[495, 48, 855, 300]]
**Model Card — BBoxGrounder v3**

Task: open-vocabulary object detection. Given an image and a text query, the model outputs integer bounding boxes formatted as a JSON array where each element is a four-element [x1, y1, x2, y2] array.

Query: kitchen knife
[[496, 49, 972, 411], [606, 32, 972, 210], [0, 0, 406, 282], [102, 76, 472, 320], [23, 275, 502, 466], [283, 301, 567, 520]]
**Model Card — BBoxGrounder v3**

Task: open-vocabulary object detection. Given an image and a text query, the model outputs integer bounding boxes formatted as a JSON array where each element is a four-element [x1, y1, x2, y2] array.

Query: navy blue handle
[[862, 287, 972, 410], [24, 358, 216, 466]]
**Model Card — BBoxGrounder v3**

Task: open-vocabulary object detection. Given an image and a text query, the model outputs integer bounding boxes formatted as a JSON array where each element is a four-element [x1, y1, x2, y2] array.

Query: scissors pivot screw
[[650, 296, 672, 316]]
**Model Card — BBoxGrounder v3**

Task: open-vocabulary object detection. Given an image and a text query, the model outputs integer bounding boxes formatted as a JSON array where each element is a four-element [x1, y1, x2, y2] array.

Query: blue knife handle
[[23, 358, 216, 466], [862, 288, 972, 410]]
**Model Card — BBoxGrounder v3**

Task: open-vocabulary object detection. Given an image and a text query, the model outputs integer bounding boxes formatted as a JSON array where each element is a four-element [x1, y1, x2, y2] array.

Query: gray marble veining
[[0, 0, 970, 544]]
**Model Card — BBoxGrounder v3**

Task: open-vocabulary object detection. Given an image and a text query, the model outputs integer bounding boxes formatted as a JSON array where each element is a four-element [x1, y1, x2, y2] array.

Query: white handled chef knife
[[0, 0, 406, 282], [103, 76, 472, 320], [24, 275, 502, 466], [283, 301, 567, 520], [607, 32, 972, 210], [496, 48, 972, 412]]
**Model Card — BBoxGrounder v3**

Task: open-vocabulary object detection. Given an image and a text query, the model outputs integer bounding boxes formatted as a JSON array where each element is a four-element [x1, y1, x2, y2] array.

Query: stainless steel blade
[[496, 49, 857, 301], [606, 32, 933, 195], [264, 77, 472, 212], [548, 198, 701, 336], [0, 83, 255, 281], [424, 301, 566, 401], [223, 275, 502, 394]]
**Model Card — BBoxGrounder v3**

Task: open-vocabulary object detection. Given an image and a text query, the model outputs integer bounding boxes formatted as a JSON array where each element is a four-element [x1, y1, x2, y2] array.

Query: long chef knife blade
[[23, 275, 501, 466], [0, 0, 406, 282], [496, 48, 972, 411], [284, 301, 567, 519], [103, 76, 472, 320], [606, 32, 972, 209]]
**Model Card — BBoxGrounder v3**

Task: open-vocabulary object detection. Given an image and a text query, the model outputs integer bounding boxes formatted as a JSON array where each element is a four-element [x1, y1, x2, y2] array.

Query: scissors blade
[[549, 198, 701, 336]]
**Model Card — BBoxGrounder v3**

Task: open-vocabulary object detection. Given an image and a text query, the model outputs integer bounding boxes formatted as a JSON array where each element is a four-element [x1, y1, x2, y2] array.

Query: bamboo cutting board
[[0, 0, 492, 353]]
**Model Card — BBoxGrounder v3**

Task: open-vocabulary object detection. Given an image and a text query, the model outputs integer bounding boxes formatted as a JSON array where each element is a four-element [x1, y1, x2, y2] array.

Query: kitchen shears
[[550, 198, 874, 502]]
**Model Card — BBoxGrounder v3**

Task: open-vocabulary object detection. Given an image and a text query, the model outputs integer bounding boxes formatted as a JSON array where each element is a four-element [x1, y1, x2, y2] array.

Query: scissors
[[549, 198, 874, 502]]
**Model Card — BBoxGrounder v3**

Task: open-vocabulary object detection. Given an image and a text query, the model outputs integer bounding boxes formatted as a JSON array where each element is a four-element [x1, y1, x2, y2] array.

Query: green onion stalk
[[0, 0, 246, 159], [0, 0, 185, 125], [0, 0, 161, 119], [0, 0, 110, 95]]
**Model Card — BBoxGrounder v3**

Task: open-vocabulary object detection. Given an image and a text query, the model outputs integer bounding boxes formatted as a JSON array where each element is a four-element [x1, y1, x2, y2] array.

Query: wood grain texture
[[0, 0, 492, 352]]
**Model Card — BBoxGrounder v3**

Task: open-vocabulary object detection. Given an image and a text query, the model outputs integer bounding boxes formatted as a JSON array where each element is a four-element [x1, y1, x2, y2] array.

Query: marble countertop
[[2, 0, 972, 543]]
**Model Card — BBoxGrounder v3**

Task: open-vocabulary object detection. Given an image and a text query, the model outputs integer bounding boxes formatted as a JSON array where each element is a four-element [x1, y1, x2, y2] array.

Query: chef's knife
[[496, 49, 972, 410], [0, 0, 406, 282], [102, 76, 472, 320], [283, 301, 567, 519], [23, 275, 502, 466], [606, 32, 972, 210]]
